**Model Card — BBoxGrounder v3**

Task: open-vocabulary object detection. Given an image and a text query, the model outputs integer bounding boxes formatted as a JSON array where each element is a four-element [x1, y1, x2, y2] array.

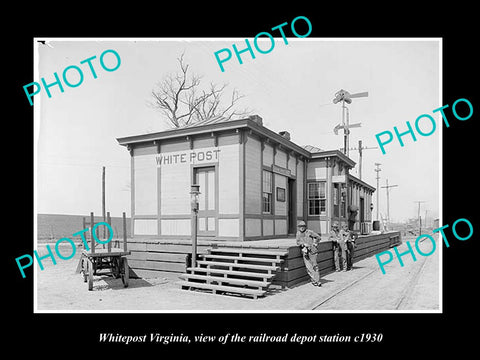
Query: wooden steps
[[185, 267, 276, 280], [179, 247, 288, 299], [209, 247, 287, 257], [178, 280, 265, 298], [200, 254, 283, 265], [180, 273, 269, 288], [196, 260, 279, 272]]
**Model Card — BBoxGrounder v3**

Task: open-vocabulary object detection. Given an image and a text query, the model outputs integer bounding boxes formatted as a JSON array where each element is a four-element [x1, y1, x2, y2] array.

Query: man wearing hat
[[296, 221, 322, 286], [346, 205, 359, 270], [348, 204, 359, 231], [329, 222, 347, 272], [345, 229, 358, 271]]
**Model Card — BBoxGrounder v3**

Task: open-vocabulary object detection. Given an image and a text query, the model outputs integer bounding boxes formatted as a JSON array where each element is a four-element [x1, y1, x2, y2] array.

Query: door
[[288, 178, 296, 234], [333, 182, 347, 223], [194, 167, 216, 236], [359, 197, 365, 223], [359, 197, 365, 233]]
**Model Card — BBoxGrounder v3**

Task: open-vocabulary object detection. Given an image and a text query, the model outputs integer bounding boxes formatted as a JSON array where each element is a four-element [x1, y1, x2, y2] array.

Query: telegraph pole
[[342, 140, 379, 179], [374, 163, 381, 220], [343, 99, 349, 157], [381, 179, 398, 225], [414, 201, 426, 234], [357, 140, 378, 180], [102, 166, 106, 240], [358, 140, 363, 179]]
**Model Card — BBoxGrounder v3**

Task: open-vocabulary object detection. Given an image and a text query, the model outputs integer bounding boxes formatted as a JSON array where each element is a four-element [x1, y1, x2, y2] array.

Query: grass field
[[37, 214, 132, 242]]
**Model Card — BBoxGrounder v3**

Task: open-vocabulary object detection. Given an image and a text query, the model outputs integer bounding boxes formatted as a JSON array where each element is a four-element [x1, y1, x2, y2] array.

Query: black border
[[7, 4, 479, 354]]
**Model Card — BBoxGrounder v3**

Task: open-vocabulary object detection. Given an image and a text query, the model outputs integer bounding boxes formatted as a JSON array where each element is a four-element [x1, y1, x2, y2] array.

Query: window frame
[[307, 181, 326, 216], [262, 170, 273, 214]]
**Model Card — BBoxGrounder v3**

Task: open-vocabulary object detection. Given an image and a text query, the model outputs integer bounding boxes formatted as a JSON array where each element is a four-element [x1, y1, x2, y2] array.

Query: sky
[[35, 38, 440, 223]]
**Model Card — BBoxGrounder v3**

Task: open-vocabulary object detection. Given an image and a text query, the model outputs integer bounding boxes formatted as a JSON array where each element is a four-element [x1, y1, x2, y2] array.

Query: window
[[333, 183, 339, 217], [333, 183, 346, 218], [340, 183, 347, 218], [262, 170, 272, 213], [308, 182, 326, 216]]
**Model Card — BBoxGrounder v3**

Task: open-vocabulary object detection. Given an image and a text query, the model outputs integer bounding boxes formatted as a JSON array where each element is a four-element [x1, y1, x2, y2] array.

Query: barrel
[[372, 221, 380, 231]]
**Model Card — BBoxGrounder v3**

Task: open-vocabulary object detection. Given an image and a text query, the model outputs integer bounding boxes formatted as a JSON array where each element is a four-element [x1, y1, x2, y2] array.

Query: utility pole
[[381, 179, 398, 225], [357, 140, 378, 180], [414, 201, 426, 234], [102, 166, 106, 240], [343, 100, 349, 157], [374, 163, 381, 220], [342, 140, 378, 179], [358, 140, 363, 179]]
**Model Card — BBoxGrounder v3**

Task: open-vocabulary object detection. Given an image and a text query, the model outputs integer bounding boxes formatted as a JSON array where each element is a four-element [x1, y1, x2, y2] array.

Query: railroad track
[[310, 244, 434, 310], [311, 269, 377, 310], [394, 249, 431, 310]]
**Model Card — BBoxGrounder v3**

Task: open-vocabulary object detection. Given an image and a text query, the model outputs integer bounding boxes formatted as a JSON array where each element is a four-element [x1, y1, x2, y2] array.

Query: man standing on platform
[[296, 221, 322, 287], [345, 205, 359, 271], [348, 204, 359, 231], [345, 230, 358, 271], [329, 222, 347, 272]]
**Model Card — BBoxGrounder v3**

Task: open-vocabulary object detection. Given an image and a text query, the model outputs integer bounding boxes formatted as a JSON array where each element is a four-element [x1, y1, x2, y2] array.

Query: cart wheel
[[112, 257, 120, 279], [121, 257, 129, 288], [87, 258, 94, 291]]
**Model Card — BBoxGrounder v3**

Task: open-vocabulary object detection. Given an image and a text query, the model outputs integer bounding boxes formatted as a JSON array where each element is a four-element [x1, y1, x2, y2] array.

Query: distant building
[[117, 115, 375, 241]]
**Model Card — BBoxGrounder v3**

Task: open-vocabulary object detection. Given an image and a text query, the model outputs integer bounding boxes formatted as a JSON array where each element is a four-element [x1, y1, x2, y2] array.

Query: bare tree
[[150, 53, 250, 128]]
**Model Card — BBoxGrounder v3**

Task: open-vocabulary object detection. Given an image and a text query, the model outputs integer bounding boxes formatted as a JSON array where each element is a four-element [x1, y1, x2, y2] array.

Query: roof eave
[[348, 173, 376, 192], [116, 118, 251, 146], [116, 118, 311, 158], [310, 149, 356, 168]]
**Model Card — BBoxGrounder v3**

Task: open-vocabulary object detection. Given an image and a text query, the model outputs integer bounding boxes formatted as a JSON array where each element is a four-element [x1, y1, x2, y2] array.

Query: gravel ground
[[35, 235, 440, 312]]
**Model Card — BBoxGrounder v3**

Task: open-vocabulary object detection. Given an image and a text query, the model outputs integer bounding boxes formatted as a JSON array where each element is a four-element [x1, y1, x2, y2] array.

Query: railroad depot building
[[117, 115, 375, 241]]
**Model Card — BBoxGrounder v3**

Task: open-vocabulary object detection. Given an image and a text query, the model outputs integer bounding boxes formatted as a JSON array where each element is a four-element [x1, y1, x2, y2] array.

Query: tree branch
[[151, 54, 251, 127]]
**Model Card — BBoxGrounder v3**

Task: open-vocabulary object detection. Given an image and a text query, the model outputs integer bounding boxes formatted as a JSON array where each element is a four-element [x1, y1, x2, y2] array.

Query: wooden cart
[[76, 212, 130, 291], [80, 248, 131, 290]]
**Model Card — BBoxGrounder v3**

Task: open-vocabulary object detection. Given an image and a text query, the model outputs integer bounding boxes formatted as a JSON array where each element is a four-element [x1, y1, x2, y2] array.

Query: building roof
[[116, 115, 356, 168], [348, 173, 376, 192], [302, 144, 324, 153], [181, 116, 230, 128], [117, 115, 312, 157]]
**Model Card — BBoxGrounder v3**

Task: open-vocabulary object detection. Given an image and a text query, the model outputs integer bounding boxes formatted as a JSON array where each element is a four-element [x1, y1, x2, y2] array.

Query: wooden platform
[[125, 231, 402, 289]]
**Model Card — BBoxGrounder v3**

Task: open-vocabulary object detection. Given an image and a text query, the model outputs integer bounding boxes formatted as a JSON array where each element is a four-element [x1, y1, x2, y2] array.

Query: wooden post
[[102, 166, 106, 240], [191, 210, 198, 267], [82, 217, 87, 245], [123, 212, 127, 252], [90, 212, 95, 254], [358, 140, 363, 180], [107, 211, 112, 252]]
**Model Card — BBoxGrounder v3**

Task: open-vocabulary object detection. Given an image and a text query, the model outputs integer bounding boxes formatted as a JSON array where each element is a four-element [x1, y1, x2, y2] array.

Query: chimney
[[279, 131, 291, 141], [248, 115, 263, 126]]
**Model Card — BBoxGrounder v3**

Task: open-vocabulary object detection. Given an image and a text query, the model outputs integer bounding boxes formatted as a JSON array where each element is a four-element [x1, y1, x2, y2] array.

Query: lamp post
[[190, 184, 200, 268]]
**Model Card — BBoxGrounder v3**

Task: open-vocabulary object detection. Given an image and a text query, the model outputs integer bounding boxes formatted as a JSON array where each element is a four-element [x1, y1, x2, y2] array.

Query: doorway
[[194, 166, 216, 236], [288, 178, 296, 234], [360, 197, 365, 223]]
